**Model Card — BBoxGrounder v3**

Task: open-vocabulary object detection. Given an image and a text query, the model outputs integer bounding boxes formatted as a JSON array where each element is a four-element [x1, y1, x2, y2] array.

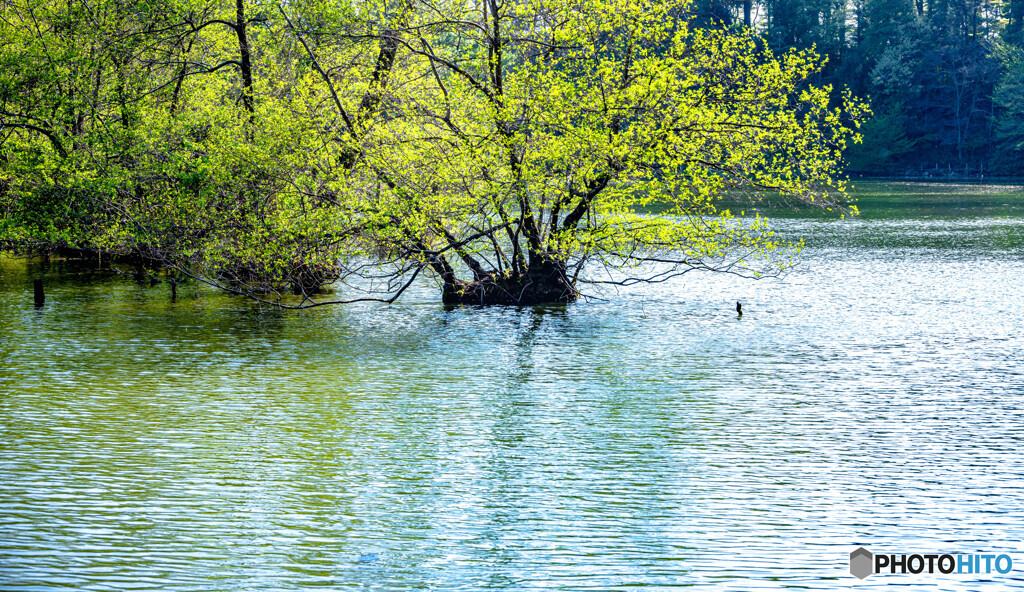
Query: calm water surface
[[1, 181, 1023, 590]]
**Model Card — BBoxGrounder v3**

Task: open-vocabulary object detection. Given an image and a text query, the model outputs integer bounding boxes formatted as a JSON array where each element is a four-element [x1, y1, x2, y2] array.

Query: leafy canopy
[[0, 0, 865, 305]]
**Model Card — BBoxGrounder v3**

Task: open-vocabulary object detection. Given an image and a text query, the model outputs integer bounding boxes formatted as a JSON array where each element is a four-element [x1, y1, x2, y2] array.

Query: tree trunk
[[235, 0, 255, 117], [441, 258, 577, 305]]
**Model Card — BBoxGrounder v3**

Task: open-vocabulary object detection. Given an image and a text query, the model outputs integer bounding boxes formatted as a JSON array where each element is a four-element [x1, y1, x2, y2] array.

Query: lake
[[1, 181, 1023, 590]]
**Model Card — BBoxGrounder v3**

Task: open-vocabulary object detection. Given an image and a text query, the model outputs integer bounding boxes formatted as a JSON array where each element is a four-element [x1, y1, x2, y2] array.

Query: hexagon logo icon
[[850, 547, 874, 580]]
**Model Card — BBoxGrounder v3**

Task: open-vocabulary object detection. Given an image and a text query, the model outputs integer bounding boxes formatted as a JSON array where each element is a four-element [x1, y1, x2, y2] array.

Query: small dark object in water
[[736, 301, 742, 316], [170, 278, 177, 301], [33, 279, 44, 307]]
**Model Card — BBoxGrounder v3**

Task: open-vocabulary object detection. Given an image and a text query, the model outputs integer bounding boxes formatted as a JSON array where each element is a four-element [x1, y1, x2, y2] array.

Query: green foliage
[[994, 48, 1024, 174], [0, 0, 865, 305], [743, 0, 1006, 172], [846, 104, 916, 173]]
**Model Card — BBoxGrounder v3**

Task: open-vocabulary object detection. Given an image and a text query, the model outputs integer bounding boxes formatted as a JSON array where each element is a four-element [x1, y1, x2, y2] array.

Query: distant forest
[[698, 0, 1024, 176]]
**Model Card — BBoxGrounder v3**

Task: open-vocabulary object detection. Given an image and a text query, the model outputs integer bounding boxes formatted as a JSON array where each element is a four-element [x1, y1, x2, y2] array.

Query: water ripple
[[1, 212, 1023, 590]]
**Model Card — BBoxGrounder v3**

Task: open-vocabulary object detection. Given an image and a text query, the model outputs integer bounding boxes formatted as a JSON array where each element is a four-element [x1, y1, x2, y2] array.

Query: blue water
[[1, 183, 1023, 590]]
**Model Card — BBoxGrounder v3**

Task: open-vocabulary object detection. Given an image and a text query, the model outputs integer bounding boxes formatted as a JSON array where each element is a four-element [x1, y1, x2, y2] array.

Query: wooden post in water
[[170, 278, 177, 302], [33, 279, 45, 307]]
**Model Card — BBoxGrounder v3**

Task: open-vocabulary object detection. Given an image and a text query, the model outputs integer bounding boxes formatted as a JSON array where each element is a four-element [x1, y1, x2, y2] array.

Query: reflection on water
[[1, 183, 1024, 590]]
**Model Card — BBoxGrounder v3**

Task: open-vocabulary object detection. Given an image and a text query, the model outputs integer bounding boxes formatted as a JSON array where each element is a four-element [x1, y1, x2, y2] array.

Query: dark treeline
[[698, 0, 1024, 175]]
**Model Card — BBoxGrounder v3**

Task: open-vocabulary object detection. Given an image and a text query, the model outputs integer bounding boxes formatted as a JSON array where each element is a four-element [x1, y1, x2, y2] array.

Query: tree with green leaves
[[1, 0, 865, 306], [311, 0, 865, 304], [994, 47, 1024, 173]]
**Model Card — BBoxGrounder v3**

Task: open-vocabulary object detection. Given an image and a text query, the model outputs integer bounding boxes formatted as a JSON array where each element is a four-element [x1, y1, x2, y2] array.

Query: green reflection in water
[[1, 182, 1023, 591]]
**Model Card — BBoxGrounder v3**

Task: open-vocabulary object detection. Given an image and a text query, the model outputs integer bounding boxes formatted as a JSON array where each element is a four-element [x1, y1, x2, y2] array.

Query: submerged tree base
[[441, 261, 578, 305]]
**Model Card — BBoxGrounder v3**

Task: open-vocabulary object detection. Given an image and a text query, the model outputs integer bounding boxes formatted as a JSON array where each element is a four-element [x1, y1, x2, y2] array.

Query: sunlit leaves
[[0, 0, 865, 303]]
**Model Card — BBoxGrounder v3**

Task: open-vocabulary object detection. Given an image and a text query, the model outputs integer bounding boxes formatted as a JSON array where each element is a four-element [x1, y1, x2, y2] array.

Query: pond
[[1, 181, 1023, 590]]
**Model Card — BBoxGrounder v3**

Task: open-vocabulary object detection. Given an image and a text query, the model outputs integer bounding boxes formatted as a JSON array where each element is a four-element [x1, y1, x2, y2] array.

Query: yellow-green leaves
[[0, 0, 866, 304]]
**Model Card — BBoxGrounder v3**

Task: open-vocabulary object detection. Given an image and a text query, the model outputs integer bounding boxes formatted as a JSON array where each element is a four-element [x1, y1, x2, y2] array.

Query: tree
[[0, 0, 355, 295], [993, 47, 1024, 173], [1, 0, 865, 306], [846, 104, 916, 172], [321, 0, 865, 304]]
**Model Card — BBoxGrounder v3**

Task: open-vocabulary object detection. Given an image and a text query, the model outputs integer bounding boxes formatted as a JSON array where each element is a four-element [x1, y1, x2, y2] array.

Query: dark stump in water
[[290, 263, 340, 296], [441, 260, 577, 305]]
